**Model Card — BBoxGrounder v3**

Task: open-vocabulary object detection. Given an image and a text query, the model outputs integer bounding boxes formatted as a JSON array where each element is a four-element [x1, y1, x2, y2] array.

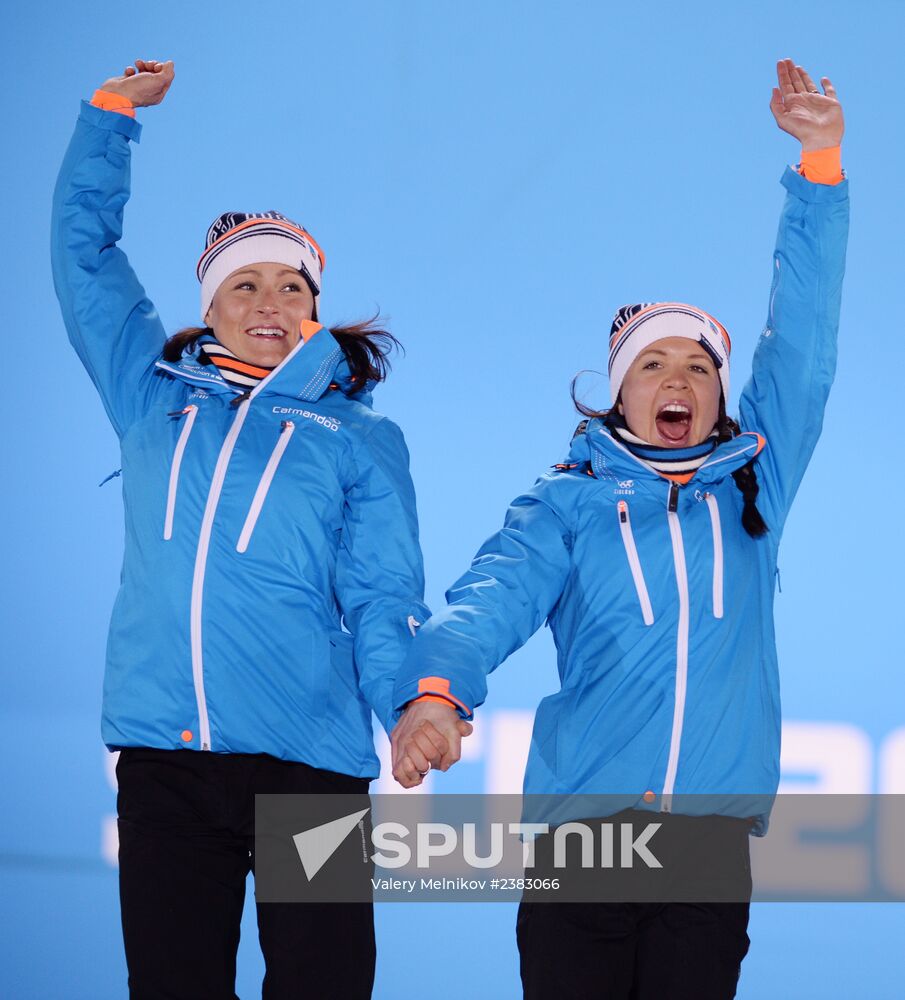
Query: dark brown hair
[[161, 316, 400, 390], [569, 374, 768, 538]]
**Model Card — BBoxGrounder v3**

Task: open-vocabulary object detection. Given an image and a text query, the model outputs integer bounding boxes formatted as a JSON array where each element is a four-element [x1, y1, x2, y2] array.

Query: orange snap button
[[181, 730, 193, 743], [642, 790, 656, 803]]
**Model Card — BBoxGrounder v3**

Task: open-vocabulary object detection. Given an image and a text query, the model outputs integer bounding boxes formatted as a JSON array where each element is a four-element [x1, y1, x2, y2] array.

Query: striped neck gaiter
[[198, 340, 274, 392], [608, 415, 718, 484]]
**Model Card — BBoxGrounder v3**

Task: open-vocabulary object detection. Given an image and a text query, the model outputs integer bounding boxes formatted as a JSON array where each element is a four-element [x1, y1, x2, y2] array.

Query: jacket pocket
[[236, 420, 296, 553], [163, 405, 199, 540], [617, 500, 654, 625]]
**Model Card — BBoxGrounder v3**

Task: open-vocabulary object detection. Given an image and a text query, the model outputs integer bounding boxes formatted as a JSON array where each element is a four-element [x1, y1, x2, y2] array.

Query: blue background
[[2, 1, 903, 996]]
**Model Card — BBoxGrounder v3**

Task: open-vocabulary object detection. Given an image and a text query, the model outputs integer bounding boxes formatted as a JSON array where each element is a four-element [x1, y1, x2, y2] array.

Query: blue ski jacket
[[394, 167, 849, 828], [52, 102, 429, 778]]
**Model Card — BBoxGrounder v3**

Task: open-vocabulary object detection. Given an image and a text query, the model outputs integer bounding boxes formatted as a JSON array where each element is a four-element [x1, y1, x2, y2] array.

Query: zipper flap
[[190, 396, 251, 749], [236, 421, 296, 553], [662, 481, 690, 812], [163, 405, 199, 540], [704, 493, 724, 619], [617, 501, 654, 626]]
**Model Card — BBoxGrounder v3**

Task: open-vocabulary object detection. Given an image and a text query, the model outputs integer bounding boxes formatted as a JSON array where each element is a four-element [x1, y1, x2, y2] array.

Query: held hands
[[770, 58, 843, 152], [391, 700, 474, 788], [99, 59, 175, 108]]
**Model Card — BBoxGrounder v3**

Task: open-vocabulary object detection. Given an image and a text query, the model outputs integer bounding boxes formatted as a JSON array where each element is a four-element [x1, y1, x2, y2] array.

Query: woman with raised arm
[[391, 59, 848, 999], [52, 59, 431, 999]]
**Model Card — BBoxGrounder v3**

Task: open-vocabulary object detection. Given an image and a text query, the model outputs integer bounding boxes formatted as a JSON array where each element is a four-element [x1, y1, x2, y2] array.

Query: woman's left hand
[[770, 58, 843, 152]]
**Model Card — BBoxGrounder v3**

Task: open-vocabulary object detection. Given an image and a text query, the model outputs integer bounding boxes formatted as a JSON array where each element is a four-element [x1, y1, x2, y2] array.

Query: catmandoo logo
[[273, 405, 340, 432]]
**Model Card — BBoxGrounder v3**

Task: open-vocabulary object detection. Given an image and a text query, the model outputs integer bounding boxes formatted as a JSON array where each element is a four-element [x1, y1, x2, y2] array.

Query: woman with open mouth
[[390, 58, 848, 999], [52, 58, 434, 999]]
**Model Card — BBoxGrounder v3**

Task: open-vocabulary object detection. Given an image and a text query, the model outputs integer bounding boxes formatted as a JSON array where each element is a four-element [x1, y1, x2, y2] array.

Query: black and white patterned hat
[[607, 302, 732, 403], [197, 211, 325, 321]]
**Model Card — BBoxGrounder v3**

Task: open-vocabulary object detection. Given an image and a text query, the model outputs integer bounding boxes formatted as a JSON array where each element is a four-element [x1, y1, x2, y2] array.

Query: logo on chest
[[272, 406, 341, 432], [613, 479, 635, 496]]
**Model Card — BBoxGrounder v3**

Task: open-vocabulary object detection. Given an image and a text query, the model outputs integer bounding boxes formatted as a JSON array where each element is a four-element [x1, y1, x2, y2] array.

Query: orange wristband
[[410, 694, 458, 708], [799, 146, 843, 185], [90, 89, 136, 119]]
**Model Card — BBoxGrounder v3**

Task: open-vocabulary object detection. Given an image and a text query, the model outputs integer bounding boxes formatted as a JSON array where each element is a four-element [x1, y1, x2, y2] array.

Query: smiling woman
[[51, 57, 428, 1000], [160, 208, 399, 389], [206, 263, 316, 365]]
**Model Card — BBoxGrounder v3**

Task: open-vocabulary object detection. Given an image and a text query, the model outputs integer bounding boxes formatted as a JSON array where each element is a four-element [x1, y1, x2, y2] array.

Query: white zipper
[[185, 337, 326, 750], [163, 405, 199, 540], [617, 501, 654, 626], [236, 421, 295, 553], [662, 483, 690, 812], [190, 397, 251, 750], [704, 493, 724, 619]]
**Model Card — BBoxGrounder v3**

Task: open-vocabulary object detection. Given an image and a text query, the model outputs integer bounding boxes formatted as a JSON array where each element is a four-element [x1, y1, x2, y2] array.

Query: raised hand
[[770, 58, 843, 152], [391, 700, 474, 788], [99, 59, 175, 108]]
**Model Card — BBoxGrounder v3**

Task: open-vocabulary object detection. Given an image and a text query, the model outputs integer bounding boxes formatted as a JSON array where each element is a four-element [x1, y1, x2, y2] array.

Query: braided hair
[[714, 402, 768, 538]]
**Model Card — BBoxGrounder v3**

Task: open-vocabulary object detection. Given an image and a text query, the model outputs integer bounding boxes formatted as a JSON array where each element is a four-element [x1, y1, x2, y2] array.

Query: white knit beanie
[[607, 302, 731, 403], [197, 211, 325, 322]]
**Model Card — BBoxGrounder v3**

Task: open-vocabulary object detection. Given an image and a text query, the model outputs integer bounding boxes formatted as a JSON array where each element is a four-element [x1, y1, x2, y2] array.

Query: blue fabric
[[394, 167, 849, 828], [52, 103, 429, 777]]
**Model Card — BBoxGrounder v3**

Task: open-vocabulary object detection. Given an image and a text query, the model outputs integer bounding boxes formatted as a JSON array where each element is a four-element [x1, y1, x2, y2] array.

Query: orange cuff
[[799, 146, 843, 186], [90, 89, 136, 119], [411, 694, 459, 708], [416, 676, 472, 716]]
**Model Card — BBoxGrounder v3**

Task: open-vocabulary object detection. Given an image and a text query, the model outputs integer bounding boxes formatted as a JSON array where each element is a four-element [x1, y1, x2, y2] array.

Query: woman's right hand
[[391, 701, 474, 788], [99, 59, 175, 107]]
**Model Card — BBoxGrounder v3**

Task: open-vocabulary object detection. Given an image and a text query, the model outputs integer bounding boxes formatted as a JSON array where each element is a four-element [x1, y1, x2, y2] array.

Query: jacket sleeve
[[737, 166, 849, 532], [334, 416, 431, 735], [51, 101, 166, 437], [392, 482, 573, 720]]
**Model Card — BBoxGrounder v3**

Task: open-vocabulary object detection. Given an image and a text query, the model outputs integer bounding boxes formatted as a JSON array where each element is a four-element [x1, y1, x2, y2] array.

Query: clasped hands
[[390, 700, 473, 788]]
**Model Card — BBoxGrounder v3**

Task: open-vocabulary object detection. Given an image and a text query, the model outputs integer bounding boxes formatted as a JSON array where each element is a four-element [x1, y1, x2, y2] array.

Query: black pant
[[116, 748, 375, 1000], [517, 811, 752, 999], [517, 900, 750, 999]]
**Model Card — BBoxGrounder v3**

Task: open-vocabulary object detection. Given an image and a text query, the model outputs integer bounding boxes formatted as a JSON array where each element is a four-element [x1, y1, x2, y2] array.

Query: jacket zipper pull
[[98, 469, 122, 487], [230, 391, 251, 408], [167, 406, 194, 418], [668, 482, 680, 513]]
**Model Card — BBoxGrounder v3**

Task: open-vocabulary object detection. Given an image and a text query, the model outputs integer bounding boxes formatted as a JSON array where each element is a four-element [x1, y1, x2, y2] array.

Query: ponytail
[[161, 315, 400, 391], [328, 316, 400, 386]]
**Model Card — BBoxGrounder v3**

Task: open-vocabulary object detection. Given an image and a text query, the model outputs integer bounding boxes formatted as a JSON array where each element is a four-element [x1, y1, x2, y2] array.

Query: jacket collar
[[155, 326, 364, 404], [572, 417, 766, 486]]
